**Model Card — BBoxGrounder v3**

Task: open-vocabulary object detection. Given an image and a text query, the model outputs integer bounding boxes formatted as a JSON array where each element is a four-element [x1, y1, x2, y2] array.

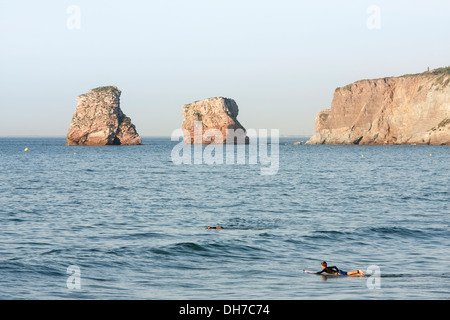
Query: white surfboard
[[303, 270, 321, 274]]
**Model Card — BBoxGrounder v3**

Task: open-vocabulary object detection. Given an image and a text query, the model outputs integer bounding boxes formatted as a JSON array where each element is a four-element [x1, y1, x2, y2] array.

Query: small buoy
[[430, 153, 432, 156], [24, 148, 29, 152], [361, 155, 364, 158]]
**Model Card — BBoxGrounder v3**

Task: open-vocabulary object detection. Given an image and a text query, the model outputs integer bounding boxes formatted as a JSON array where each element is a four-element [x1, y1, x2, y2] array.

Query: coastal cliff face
[[66, 86, 142, 146], [181, 97, 249, 144], [307, 67, 450, 145]]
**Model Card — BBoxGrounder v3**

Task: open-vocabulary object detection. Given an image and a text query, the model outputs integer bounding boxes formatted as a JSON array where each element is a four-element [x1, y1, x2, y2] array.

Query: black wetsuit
[[318, 266, 340, 275]]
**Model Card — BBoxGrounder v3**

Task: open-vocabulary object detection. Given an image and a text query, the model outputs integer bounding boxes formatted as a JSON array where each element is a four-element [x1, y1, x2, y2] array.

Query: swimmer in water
[[318, 261, 364, 276]]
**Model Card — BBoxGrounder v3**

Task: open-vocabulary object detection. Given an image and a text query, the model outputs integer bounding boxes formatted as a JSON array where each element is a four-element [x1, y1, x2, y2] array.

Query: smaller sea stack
[[181, 97, 249, 144]]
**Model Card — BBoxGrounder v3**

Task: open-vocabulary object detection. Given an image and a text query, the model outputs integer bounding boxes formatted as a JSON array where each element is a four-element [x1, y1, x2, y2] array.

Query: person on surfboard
[[318, 261, 364, 276]]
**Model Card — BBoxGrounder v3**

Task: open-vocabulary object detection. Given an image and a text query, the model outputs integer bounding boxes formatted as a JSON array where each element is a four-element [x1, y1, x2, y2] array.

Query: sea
[[0, 137, 448, 300]]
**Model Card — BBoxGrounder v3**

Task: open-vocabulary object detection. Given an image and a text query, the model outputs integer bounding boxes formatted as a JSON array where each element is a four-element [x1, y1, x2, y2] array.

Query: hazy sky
[[1, 0, 449, 137]]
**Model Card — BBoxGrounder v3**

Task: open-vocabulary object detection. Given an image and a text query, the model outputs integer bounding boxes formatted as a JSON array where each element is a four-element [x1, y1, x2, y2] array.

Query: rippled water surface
[[0, 137, 449, 299]]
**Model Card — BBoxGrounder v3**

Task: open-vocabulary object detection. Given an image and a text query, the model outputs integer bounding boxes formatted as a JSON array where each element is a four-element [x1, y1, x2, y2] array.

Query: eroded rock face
[[181, 97, 249, 144], [307, 68, 450, 145], [66, 86, 142, 146]]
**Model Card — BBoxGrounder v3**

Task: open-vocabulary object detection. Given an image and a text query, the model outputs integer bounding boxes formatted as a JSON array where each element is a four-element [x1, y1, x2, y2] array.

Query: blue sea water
[[0, 137, 449, 300]]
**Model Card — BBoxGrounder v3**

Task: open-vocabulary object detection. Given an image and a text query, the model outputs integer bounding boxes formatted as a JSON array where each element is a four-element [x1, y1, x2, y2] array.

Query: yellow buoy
[[24, 148, 29, 152], [430, 153, 432, 156], [361, 155, 364, 158]]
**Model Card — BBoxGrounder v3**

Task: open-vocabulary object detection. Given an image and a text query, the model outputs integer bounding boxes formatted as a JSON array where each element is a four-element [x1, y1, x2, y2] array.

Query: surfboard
[[303, 270, 367, 277], [303, 270, 320, 274], [303, 270, 340, 276]]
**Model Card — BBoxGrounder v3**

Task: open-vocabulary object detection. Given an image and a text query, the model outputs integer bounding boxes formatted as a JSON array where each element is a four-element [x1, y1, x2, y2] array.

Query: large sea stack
[[181, 97, 249, 144], [66, 86, 142, 146], [306, 67, 450, 145]]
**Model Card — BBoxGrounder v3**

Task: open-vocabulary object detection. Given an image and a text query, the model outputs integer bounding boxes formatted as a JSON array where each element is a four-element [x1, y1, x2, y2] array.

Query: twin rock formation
[[307, 67, 450, 145], [67, 67, 449, 146], [67, 88, 248, 146]]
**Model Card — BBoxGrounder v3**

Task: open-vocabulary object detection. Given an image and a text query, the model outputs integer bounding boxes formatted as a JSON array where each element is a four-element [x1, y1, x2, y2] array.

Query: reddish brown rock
[[307, 67, 450, 145], [66, 86, 142, 146], [181, 97, 249, 144]]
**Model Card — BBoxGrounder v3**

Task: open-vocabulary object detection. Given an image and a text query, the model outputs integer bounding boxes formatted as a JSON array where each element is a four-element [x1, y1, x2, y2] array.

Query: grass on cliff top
[[335, 84, 352, 92], [78, 86, 120, 98], [183, 96, 233, 107], [430, 66, 450, 75], [400, 66, 450, 89], [336, 66, 450, 92], [400, 66, 450, 78], [91, 86, 120, 94]]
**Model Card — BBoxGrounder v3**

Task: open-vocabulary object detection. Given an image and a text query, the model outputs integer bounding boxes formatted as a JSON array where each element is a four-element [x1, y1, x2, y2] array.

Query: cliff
[[181, 97, 249, 144], [66, 86, 142, 146], [307, 67, 450, 145]]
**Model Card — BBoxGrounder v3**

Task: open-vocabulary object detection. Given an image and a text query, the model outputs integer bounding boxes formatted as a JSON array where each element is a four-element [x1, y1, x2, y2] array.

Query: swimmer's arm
[[317, 269, 325, 274]]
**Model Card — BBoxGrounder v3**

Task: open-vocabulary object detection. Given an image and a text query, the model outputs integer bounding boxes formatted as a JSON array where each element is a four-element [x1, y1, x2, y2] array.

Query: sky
[[1, 0, 449, 137]]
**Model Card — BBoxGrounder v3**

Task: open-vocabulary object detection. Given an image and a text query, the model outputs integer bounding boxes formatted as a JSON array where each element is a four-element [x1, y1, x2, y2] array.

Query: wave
[[303, 226, 448, 241], [159, 240, 273, 260], [359, 226, 448, 239], [0, 259, 66, 277], [110, 231, 164, 240]]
